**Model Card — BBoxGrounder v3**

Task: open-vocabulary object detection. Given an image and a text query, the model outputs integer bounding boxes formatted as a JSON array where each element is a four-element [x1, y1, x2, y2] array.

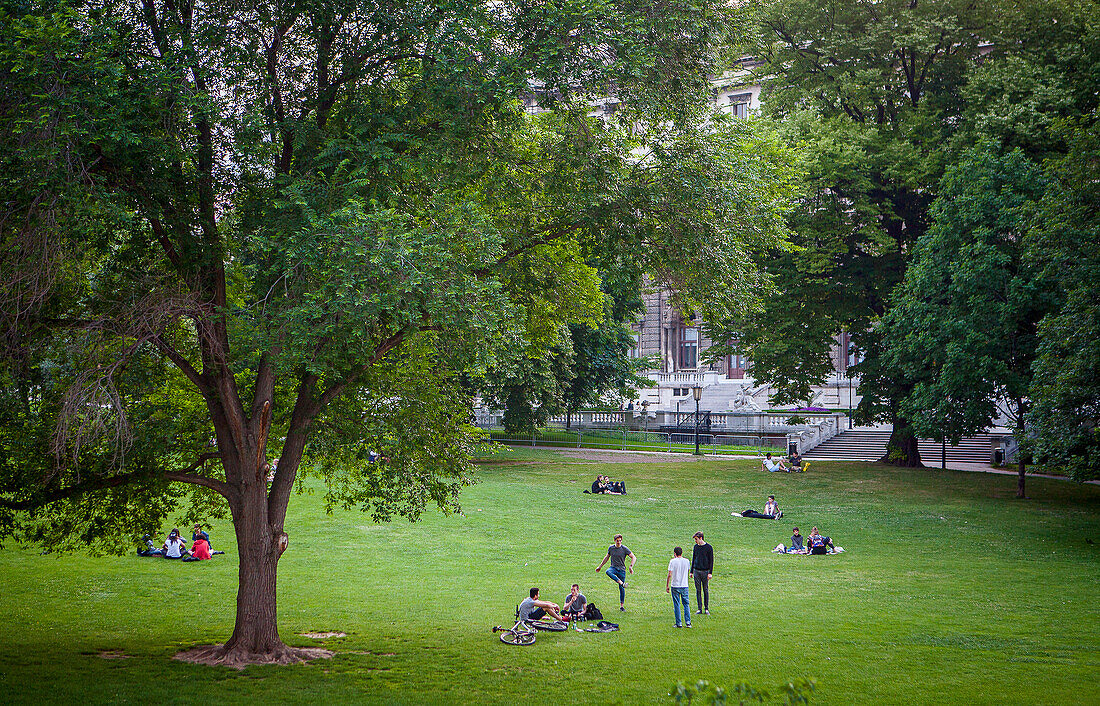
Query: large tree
[[0, 0, 792, 665], [878, 146, 1054, 496], [728, 0, 993, 465]]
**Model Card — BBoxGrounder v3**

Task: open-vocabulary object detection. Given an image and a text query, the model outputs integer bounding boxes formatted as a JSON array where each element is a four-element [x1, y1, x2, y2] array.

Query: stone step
[[808, 430, 1002, 462]]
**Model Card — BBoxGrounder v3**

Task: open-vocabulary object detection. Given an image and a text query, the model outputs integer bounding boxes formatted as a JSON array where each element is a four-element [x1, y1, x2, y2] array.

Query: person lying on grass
[[761, 453, 791, 473], [518, 587, 563, 623]]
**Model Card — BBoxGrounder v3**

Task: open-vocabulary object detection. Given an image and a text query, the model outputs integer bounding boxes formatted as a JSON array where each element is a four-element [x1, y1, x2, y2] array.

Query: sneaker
[[620, 606, 625, 612], [685, 623, 692, 628], [621, 581, 627, 588], [695, 610, 702, 614], [704, 609, 710, 615], [675, 624, 682, 628]]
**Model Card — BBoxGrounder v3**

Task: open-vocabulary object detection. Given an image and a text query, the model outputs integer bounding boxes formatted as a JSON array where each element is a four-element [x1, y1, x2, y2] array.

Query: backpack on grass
[[583, 603, 603, 621]]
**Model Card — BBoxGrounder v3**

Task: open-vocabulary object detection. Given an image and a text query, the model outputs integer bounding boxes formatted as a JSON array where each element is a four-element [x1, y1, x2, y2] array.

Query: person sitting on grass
[[761, 453, 790, 473], [136, 534, 164, 557], [190, 525, 225, 555], [162, 528, 187, 559], [763, 495, 782, 519], [562, 584, 587, 620], [736, 495, 783, 519], [183, 535, 212, 561], [787, 451, 808, 473], [807, 527, 835, 555], [790, 527, 806, 553], [518, 587, 563, 624], [589, 475, 623, 495]]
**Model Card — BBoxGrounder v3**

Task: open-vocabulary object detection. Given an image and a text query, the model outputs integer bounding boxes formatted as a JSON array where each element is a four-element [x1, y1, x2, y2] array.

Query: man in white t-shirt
[[666, 546, 692, 628]]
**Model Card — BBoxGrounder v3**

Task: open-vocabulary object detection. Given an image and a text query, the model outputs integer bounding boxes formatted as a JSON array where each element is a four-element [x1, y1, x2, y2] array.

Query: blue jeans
[[606, 567, 627, 603], [671, 586, 691, 626]]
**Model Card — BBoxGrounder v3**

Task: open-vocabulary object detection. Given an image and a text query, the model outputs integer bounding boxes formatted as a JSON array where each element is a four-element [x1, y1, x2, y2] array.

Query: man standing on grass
[[690, 531, 713, 615], [666, 546, 691, 628], [596, 534, 636, 612]]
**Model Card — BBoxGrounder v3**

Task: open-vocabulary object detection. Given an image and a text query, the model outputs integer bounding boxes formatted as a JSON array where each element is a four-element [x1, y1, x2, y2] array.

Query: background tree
[[0, 0, 793, 665], [728, 0, 993, 465], [878, 146, 1054, 496], [1025, 113, 1100, 482]]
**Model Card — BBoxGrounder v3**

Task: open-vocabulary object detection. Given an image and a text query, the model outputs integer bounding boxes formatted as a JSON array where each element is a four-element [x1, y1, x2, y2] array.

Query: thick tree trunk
[[1017, 456, 1027, 499], [880, 415, 922, 467], [224, 510, 284, 655]]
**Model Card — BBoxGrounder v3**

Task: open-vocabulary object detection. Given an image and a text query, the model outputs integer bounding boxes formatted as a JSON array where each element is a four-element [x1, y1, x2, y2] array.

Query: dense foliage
[[0, 0, 794, 660]]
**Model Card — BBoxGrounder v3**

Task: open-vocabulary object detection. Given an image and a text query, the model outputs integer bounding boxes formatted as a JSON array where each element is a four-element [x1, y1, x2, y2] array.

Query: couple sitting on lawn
[[762, 452, 808, 473], [774, 526, 840, 555], [518, 584, 589, 623]]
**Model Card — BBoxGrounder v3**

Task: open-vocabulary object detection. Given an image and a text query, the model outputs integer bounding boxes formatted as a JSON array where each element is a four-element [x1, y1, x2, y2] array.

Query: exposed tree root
[[174, 643, 334, 669]]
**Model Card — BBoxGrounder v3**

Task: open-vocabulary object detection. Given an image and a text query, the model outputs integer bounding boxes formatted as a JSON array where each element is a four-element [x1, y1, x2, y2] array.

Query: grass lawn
[[1, 447, 1098, 704]]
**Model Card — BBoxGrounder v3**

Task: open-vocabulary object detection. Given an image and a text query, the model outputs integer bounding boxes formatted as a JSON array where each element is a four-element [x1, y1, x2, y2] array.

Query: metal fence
[[486, 429, 787, 455]]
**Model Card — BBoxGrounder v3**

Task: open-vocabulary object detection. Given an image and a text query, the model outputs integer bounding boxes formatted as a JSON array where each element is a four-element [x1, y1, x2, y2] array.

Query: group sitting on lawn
[[137, 525, 224, 560], [774, 526, 842, 555]]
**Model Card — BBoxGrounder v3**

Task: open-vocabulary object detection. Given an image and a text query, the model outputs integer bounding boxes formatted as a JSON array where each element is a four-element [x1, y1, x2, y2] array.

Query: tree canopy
[[0, 0, 794, 664]]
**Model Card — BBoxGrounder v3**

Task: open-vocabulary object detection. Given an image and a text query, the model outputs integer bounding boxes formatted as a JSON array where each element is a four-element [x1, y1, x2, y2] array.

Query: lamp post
[[693, 385, 703, 455]]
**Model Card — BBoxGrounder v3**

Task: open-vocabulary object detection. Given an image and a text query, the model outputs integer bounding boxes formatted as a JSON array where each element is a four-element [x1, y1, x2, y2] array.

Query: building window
[[628, 332, 640, 358], [679, 327, 698, 370], [847, 337, 864, 369], [729, 93, 751, 118]]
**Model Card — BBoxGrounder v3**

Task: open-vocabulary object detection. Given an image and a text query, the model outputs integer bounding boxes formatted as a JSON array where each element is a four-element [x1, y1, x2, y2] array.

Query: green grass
[[1, 448, 1099, 704]]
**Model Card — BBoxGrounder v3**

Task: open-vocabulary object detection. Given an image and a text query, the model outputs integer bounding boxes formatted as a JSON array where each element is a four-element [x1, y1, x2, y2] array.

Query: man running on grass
[[596, 533, 636, 611]]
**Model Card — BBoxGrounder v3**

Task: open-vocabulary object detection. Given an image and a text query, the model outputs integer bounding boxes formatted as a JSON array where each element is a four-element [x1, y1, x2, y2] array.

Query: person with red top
[[183, 536, 212, 561]]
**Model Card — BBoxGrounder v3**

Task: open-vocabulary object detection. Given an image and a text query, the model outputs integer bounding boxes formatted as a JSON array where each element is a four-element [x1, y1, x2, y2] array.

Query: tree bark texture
[[881, 417, 923, 467]]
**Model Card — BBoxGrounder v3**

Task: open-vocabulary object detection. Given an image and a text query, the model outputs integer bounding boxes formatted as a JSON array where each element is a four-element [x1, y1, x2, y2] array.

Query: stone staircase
[[807, 428, 1000, 464]]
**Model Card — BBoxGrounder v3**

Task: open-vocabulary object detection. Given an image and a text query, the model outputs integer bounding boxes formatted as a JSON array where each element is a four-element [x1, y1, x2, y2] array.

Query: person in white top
[[666, 546, 692, 628], [762, 452, 791, 472], [162, 528, 187, 559]]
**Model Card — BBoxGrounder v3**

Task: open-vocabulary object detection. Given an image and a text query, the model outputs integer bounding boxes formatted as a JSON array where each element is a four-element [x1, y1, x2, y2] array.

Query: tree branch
[[0, 453, 226, 511]]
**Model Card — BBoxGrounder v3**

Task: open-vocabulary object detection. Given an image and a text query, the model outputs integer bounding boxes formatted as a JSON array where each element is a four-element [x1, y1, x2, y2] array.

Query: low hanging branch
[[0, 452, 226, 512]]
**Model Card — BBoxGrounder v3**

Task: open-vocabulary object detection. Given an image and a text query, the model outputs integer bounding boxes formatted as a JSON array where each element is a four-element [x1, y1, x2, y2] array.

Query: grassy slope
[[0, 448, 1098, 705]]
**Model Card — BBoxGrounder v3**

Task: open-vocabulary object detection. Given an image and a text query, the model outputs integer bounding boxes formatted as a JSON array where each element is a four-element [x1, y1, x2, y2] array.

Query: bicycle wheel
[[531, 620, 568, 632], [499, 629, 536, 645]]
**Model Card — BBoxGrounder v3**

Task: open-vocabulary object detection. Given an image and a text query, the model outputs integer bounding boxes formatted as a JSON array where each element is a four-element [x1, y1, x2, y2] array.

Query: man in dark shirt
[[690, 531, 714, 615], [596, 534, 636, 611], [562, 583, 587, 619]]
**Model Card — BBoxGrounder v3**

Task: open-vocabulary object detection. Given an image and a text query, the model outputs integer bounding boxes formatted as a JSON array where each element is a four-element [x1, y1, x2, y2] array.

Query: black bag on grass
[[583, 603, 603, 621]]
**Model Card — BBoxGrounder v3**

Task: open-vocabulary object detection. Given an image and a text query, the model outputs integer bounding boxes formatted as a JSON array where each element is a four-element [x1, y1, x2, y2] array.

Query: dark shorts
[[526, 607, 546, 621]]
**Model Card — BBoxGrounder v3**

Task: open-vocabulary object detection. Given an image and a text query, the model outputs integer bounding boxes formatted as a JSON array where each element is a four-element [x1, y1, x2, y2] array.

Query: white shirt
[[164, 537, 185, 558], [668, 556, 690, 588], [764, 458, 783, 471]]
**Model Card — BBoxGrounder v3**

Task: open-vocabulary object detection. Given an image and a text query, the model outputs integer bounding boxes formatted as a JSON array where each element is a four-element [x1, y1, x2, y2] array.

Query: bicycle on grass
[[492, 606, 567, 645]]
